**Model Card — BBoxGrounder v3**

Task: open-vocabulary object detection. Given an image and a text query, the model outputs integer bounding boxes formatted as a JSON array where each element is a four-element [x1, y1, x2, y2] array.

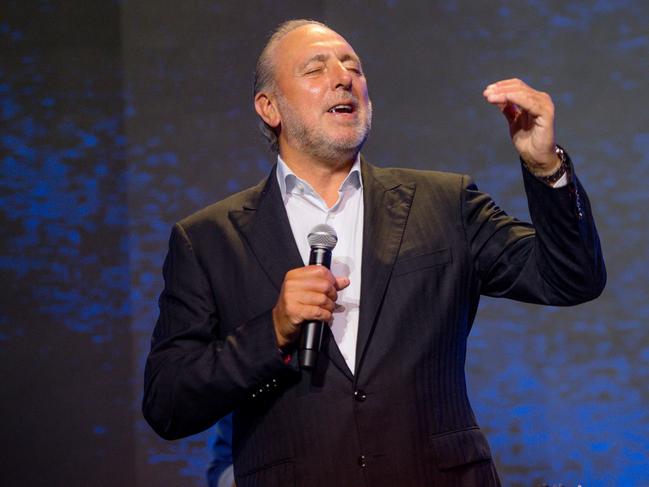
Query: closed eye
[[303, 65, 325, 75], [343, 63, 363, 75]]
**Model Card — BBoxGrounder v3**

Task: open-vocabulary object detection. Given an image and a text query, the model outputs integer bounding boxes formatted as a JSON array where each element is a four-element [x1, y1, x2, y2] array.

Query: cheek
[[304, 85, 326, 105], [306, 83, 323, 95], [301, 87, 326, 116], [288, 84, 325, 113], [358, 83, 370, 102]]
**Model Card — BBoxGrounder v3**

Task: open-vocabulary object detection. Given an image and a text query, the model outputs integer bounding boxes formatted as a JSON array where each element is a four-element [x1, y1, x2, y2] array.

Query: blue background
[[1, 1, 648, 485]]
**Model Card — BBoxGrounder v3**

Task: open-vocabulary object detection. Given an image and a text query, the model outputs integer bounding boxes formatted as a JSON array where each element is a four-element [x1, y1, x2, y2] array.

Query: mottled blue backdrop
[[2, 1, 648, 486]]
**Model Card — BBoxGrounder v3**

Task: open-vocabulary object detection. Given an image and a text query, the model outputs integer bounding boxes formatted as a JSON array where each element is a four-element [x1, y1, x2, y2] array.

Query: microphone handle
[[308, 247, 332, 267], [298, 247, 332, 368]]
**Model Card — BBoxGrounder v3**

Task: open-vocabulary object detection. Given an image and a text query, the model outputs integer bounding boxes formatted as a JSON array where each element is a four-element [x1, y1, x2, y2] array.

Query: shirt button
[[357, 455, 367, 467], [354, 390, 367, 402]]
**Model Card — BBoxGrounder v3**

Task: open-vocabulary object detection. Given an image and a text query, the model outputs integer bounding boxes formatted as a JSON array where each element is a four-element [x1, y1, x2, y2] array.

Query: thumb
[[335, 276, 350, 290], [501, 102, 521, 126]]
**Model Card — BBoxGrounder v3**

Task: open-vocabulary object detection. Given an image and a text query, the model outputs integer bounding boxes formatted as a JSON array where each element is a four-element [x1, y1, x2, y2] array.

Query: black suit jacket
[[143, 159, 605, 486]]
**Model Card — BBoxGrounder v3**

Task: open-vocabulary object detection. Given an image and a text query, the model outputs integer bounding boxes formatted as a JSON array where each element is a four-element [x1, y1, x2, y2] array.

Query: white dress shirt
[[274, 153, 568, 375], [276, 155, 364, 374]]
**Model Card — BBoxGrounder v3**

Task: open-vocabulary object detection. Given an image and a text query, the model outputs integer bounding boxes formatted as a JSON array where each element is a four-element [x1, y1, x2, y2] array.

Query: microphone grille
[[307, 224, 338, 250]]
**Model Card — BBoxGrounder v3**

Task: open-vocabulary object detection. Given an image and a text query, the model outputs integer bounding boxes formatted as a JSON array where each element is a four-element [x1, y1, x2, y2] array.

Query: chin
[[307, 142, 356, 163], [331, 126, 370, 148], [315, 137, 368, 162]]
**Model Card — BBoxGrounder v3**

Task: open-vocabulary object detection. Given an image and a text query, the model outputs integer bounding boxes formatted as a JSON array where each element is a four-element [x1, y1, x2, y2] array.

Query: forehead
[[274, 24, 359, 66]]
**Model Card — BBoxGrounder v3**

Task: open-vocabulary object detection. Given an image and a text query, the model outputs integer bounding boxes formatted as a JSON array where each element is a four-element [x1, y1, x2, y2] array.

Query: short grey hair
[[253, 19, 329, 153]]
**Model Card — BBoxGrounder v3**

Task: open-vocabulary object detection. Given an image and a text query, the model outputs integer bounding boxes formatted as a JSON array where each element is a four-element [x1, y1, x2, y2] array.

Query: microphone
[[299, 224, 338, 369]]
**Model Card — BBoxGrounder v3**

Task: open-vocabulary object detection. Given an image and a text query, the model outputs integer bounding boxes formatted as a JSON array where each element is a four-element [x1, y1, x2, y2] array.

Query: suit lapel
[[227, 162, 415, 380], [228, 166, 354, 380], [321, 326, 354, 381], [355, 160, 415, 376], [228, 166, 303, 291]]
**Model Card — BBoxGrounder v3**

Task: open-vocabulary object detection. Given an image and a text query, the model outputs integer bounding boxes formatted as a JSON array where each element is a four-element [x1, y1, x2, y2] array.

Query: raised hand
[[483, 78, 561, 176]]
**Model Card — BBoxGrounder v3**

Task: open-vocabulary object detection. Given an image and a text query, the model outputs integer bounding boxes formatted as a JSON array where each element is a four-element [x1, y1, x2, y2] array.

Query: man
[[143, 19, 605, 486]]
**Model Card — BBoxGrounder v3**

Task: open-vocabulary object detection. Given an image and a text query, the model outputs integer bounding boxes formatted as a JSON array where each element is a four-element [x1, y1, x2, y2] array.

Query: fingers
[[284, 266, 340, 301], [293, 302, 334, 323], [482, 78, 558, 170], [272, 266, 348, 349], [483, 78, 554, 121], [335, 276, 351, 290], [491, 101, 522, 127]]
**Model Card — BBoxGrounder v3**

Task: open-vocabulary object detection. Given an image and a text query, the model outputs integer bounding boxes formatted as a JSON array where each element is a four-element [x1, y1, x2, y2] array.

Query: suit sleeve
[[142, 222, 296, 440], [463, 159, 606, 305]]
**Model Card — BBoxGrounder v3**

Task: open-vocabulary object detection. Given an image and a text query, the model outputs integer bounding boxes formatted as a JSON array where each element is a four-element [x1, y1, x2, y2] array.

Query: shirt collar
[[276, 154, 363, 197]]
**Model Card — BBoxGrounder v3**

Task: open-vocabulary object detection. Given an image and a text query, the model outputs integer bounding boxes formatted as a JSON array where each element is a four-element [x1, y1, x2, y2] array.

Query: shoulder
[[372, 165, 464, 183], [363, 161, 470, 197], [175, 173, 272, 235]]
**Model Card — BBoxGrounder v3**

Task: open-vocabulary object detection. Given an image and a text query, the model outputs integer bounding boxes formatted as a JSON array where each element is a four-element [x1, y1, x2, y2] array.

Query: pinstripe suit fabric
[[143, 158, 604, 486]]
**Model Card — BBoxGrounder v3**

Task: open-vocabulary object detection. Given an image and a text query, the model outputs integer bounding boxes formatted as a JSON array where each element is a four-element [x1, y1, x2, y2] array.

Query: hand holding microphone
[[271, 224, 348, 368]]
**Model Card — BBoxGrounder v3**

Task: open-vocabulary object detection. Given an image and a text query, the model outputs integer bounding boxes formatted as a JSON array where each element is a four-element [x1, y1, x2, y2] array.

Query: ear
[[254, 92, 281, 129]]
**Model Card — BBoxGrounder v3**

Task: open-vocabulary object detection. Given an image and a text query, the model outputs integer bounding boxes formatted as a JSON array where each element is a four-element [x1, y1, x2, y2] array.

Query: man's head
[[253, 20, 372, 162]]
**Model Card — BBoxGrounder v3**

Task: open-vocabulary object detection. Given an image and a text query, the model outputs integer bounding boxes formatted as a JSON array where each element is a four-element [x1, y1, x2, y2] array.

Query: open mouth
[[327, 103, 355, 114]]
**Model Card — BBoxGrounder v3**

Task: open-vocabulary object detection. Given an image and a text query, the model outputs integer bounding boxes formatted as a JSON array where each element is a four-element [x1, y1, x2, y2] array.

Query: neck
[[279, 146, 357, 207]]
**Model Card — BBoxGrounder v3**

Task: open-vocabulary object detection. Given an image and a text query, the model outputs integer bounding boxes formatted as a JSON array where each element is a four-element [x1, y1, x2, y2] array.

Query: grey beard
[[278, 97, 372, 162]]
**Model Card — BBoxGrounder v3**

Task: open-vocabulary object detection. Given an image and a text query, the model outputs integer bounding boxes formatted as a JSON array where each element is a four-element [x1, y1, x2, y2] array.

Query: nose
[[330, 61, 352, 91]]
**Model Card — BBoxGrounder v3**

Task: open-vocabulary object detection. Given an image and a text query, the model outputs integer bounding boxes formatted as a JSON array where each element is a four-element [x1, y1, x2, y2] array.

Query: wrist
[[523, 145, 569, 184], [272, 307, 292, 350]]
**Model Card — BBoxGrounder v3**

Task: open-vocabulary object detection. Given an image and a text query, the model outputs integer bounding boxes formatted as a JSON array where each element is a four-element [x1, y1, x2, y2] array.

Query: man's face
[[270, 24, 372, 161]]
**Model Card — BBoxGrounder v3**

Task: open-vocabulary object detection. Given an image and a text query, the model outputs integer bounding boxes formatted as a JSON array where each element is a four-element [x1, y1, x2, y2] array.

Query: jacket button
[[357, 455, 367, 467], [354, 390, 367, 402]]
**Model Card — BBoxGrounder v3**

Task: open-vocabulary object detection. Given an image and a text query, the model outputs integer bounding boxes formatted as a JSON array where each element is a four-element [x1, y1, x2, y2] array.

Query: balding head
[[253, 20, 371, 165], [253, 20, 329, 152]]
